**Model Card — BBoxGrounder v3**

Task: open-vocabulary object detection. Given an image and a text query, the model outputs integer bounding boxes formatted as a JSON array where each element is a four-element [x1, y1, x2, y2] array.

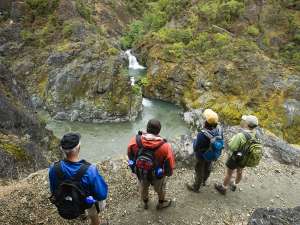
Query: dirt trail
[[0, 154, 299, 225], [108, 155, 300, 225]]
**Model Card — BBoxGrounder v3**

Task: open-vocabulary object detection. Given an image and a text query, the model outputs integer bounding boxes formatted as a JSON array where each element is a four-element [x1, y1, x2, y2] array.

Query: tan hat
[[203, 109, 219, 125], [242, 115, 258, 127]]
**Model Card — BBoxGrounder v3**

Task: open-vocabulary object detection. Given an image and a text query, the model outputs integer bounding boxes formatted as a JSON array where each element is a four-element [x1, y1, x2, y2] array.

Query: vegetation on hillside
[[122, 0, 300, 144]]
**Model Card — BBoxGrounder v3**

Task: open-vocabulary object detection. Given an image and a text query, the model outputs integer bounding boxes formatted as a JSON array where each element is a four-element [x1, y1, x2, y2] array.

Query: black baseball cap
[[60, 132, 81, 150]]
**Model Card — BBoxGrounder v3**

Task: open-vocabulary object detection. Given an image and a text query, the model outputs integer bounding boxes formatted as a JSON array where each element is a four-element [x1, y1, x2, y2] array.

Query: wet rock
[[248, 207, 300, 225]]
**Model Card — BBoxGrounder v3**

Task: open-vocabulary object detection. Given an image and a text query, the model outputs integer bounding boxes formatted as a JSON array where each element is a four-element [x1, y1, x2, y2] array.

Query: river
[[46, 52, 189, 162]]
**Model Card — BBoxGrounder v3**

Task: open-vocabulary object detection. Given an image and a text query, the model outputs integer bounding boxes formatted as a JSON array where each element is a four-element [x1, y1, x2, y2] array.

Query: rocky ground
[[0, 141, 299, 225]]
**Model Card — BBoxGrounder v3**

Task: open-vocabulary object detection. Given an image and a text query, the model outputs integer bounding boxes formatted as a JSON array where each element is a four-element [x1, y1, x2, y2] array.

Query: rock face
[[0, 60, 60, 179], [248, 207, 300, 225], [128, 0, 300, 144]]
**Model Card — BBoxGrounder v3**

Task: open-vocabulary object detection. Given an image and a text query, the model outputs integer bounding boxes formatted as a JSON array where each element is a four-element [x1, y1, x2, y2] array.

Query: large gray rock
[[248, 207, 300, 225], [170, 135, 195, 168], [44, 50, 143, 123]]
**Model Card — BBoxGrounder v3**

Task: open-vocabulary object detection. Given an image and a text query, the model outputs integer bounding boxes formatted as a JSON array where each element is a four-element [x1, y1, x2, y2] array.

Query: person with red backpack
[[215, 115, 262, 195], [186, 109, 224, 193], [128, 119, 175, 210], [49, 133, 108, 225]]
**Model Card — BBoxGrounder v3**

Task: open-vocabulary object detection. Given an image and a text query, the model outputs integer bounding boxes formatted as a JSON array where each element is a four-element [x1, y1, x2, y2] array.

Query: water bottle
[[155, 167, 163, 178], [128, 160, 135, 167], [85, 196, 96, 205], [128, 160, 135, 173]]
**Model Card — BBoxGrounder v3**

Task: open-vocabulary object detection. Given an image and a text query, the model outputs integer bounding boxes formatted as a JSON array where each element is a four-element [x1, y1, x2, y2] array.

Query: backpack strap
[[201, 129, 214, 141], [54, 161, 64, 182], [136, 134, 143, 149], [242, 131, 253, 141], [73, 161, 91, 182]]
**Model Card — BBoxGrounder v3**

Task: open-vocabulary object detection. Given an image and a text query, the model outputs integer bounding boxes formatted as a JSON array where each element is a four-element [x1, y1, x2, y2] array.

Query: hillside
[[122, 0, 300, 144], [0, 0, 142, 179]]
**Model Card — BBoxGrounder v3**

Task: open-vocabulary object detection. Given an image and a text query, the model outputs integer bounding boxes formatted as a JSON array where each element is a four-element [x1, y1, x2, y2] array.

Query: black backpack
[[135, 134, 165, 181], [50, 160, 91, 220]]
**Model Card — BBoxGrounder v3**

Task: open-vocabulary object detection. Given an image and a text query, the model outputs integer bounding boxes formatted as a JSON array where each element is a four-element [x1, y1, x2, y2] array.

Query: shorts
[[226, 154, 245, 170]]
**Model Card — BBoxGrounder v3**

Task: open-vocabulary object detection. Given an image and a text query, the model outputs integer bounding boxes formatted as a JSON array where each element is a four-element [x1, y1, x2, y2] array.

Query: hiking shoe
[[156, 199, 172, 210], [230, 182, 237, 192], [185, 183, 200, 193], [214, 183, 227, 195]]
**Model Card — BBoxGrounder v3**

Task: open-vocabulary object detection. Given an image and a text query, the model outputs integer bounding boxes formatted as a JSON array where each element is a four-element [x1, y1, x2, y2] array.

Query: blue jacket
[[193, 126, 223, 158], [49, 160, 108, 201]]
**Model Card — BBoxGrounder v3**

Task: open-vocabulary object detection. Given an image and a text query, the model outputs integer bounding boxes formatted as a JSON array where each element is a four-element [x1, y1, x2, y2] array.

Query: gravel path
[[0, 154, 299, 225]]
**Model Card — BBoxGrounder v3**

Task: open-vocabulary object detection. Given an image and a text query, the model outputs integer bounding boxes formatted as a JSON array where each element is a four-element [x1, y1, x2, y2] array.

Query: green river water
[[46, 64, 190, 162], [46, 98, 189, 162]]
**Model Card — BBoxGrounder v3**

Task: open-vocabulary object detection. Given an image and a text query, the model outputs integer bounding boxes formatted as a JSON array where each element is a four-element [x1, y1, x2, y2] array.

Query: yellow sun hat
[[203, 109, 219, 125]]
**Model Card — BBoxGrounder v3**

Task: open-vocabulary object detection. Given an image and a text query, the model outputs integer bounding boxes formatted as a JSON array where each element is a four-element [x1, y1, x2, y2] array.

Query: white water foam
[[125, 50, 145, 70]]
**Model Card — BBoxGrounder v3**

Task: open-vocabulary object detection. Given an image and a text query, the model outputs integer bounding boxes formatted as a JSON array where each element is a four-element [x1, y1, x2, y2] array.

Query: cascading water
[[125, 50, 145, 86], [125, 50, 145, 70]]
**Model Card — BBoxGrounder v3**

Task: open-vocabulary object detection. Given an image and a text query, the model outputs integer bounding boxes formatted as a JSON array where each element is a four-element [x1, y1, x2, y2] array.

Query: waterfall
[[125, 50, 145, 70]]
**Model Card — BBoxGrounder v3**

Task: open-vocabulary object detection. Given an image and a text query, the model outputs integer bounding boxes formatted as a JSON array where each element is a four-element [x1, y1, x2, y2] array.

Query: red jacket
[[127, 133, 175, 176]]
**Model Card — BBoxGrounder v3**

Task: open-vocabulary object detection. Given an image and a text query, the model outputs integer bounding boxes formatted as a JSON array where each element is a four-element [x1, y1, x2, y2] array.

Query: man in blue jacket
[[49, 133, 108, 225], [186, 109, 223, 192]]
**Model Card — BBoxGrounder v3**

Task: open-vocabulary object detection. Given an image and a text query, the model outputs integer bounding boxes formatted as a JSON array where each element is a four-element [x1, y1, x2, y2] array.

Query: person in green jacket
[[215, 115, 259, 195]]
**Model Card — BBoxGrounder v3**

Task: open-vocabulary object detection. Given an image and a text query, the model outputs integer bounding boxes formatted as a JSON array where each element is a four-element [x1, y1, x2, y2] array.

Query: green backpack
[[238, 132, 263, 167]]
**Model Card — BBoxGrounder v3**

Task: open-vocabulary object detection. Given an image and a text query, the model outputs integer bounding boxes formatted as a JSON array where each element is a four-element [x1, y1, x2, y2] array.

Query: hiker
[[127, 119, 175, 210], [215, 115, 262, 195], [186, 109, 224, 192], [49, 133, 108, 225]]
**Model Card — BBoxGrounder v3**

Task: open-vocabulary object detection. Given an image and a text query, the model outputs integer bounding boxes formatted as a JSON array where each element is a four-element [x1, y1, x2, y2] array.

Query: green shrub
[[293, 29, 300, 44], [164, 0, 190, 19], [187, 32, 210, 52], [155, 28, 192, 44], [143, 8, 167, 31], [75, 0, 92, 22], [280, 42, 300, 70], [247, 25, 260, 37], [25, 0, 59, 16], [107, 47, 119, 55], [164, 42, 185, 59], [120, 20, 145, 49], [125, 0, 152, 17], [197, 0, 245, 25], [140, 77, 149, 87], [21, 30, 35, 43], [214, 33, 231, 47], [132, 85, 142, 95], [197, 1, 218, 22], [62, 20, 83, 38], [219, 0, 244, 21]]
